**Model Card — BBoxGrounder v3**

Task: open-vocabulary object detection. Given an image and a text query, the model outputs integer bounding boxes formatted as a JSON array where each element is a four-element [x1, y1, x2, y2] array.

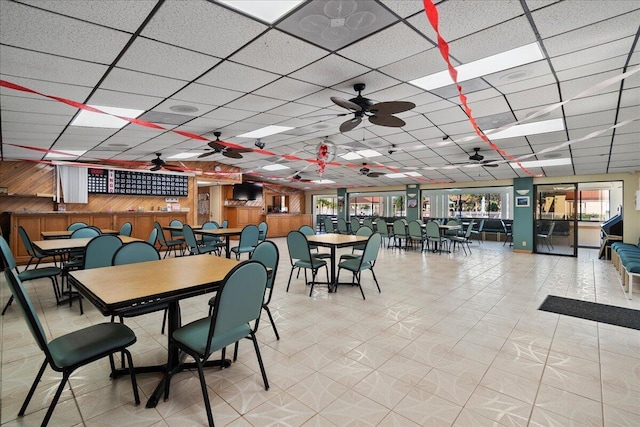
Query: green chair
[[153, 221, 183, 258], [350, 217, 361, 234], [426, 220, 448, 253], [257, 221, 268, 242], [537, 221, 555, 250], [61, 227, 101, 309], [323, 217, 335, 233], [3, 268, 139, 427], [220, 220, 228, 229], [448, 220, 474, 255], [200, 221, 225, 255], [112, 241, 168, 335], [375, 218, 391, 248], [363, 218, 375, 231], [286, 230, 329, 296], [336, 218, 349, 234], [0, 236, 62, 315], [501, 220, 513, 246], [299, 225, 331, 259], [67, 222, 87, 231], [119, 222, 132, 237], [18, 226, 59, 269], [336, 233, 382, 300], [147, 227, 158, 245], [230, 224, 259, 260], [408, 220, 426, 251], [183, 224, 217, 255], [470, 219, 484, 243], [340, 226, 373, 261], [168, 219, 184, 241], [164, 261, 270, 427], [392, 219, 409, 249]]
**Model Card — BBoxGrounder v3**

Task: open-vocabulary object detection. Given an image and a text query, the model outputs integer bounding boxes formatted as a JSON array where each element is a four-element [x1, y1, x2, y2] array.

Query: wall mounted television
[[232, 182, 263, 200]]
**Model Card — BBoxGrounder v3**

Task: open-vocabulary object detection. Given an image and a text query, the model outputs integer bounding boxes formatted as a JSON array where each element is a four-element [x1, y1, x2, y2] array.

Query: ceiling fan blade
[[367, 172, 383, 177], [232, 147, 253, 153], [331, 97, 362, 112], [369, 101, 416, 115], [222, 150, 243, 159], [150, 165, 161, 171], [198, 151, 217, 158], [481, 161, 500, 168], [340, 117, 362, 132], [207, 141, 221, 149], [369, 114, 405, 127]]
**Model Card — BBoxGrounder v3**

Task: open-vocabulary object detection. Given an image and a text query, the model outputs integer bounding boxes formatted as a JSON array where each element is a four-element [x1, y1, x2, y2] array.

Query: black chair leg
[[1, 295, 13, 315], [195, 361, 215, 427], [371, 268, 381, 293], [251, 331, 269, 390], [263, 305, 280, 340], [19, 359, 47, 417]]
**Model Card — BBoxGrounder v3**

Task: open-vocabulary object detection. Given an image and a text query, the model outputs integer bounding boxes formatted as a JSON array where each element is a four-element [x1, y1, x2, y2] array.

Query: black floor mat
[[539, 295, 640, 330]]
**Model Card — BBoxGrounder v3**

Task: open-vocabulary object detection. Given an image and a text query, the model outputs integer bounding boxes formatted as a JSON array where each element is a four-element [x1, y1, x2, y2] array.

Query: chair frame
[[4, 269, 140, 427], [336, 233, 382, 299], [286, 230, 329, 296], [230, 224, 259, 260], [153, 222, 184, 258]]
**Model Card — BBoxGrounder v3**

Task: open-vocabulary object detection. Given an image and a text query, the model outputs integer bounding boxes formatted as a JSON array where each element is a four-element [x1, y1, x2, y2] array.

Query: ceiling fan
[[150, 153, 166, 171], [456, 147, 499, 168], [359, 163, 384, 178], [198, 131, 252, 159], [291, 171, 312, 183], [331, 83, 416, 132]]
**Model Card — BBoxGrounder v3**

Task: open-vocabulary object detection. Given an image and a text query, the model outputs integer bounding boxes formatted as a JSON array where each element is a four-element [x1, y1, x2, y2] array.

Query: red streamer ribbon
[[422, 0, 541, 177]]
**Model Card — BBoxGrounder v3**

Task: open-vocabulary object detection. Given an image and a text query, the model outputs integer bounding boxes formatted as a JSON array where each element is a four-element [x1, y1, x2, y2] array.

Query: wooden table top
[[70, 256, 262, 314], [193, 227, 244, 236], [41, 229, 119, 239], [306, 234, 369, 247], [163, 225, 202, 231], [33, 235, 140, 252]]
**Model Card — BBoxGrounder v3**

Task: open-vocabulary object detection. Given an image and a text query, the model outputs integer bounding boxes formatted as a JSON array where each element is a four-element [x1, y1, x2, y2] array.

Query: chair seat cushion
[[19, 267, 62, 281], [625, 261, 640, 273], [313, 253, 332, 259], [173, 317, 250, 356], [231, 245, 255, 253], [338, 258, 370, 272], [340, 254, 361, 261], [48, 323, 136, 368], [294, 259, 326, 269]]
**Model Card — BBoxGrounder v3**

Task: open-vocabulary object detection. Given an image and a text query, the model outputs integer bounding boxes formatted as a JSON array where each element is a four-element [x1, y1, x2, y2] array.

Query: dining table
[[32, 235, 141, 254], [40, 229, 120, 239], [194, 227, 244, 258], [69, 255, 253, 408], [305, 234, 369, 291]]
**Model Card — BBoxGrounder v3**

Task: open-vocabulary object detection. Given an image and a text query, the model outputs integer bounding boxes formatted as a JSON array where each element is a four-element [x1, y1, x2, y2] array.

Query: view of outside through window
[[314, 192, 406, 217], [421, 188, 512, 219]]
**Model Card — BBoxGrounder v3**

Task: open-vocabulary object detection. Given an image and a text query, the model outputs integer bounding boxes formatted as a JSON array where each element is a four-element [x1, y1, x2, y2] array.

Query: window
[[421, 187, 513, 219]]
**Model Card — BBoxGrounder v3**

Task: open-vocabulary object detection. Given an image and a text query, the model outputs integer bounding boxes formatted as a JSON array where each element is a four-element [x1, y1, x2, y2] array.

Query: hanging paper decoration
[[315, 140, 336, 176]]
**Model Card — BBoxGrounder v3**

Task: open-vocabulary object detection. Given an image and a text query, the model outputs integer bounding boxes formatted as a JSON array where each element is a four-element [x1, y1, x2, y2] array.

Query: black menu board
[[88, 168, 188, 196]]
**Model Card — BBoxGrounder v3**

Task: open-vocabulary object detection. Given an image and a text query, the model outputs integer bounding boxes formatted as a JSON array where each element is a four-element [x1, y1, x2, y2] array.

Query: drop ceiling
[[1, 0, 638, 189]]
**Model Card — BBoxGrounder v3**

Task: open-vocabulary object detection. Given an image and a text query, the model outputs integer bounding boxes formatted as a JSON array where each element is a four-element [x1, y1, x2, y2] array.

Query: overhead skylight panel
[[70, 106, 145, 129]]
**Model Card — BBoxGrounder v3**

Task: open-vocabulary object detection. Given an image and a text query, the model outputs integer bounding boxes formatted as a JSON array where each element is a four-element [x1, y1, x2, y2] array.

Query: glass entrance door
[[535, 184, 577, 256]]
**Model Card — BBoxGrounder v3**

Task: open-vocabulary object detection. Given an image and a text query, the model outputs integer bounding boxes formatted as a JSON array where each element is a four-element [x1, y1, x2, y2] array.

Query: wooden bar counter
[[1, 211, 188, 265], [262, 213, 312, 237]]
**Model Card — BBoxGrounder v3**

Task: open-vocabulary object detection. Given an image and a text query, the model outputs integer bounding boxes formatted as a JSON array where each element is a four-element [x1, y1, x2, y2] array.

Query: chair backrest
[[153, 222, 169, 245], [4, 268, 50, 356], [375, 219, 389, 237], [251, 241, 279, 289], [350, 218, 360, 234], [363, 218, 374, 230], [337, 218, 348, 234], [464, 220, 475, 238], [323, 217, 335, 233], [446, 219, 458, 226], [408, 220, 423, 239], [0, 235, 18, 271], [425, 221, 440, 238], [220, 220, 228, 229], [287, 230, 311, 264], [547, 221, 556, 236], [356, 226, 373, 237], [18, 226, 37, 256], [393, 219, 407, 236], [299, 225, 315, 236], [206, 261, 268, 354], [257, 221, 268, 241], [239, 225, 260, 247], [67, 222, 88, 231], [201, 221, 221, 244], [182, 224, 201, 254], [477, 219, 485, 231], [119, 222, 132, 237], [360, 233, 382, 267], [70, 227, 100, 239], [500, 220, 509, 234], [169, 219, 183, 238], [112, 241, 161, 265], [147, 227, 158, 245], [83, 235, 123, 270]]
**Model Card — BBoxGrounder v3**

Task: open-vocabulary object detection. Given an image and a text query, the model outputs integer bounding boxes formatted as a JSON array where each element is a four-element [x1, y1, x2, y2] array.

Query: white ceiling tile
[[0, 46, 108, 87], [378, 1, 425, 18], [1, 110, 72, 126], [88, 89, 163, 110], [507, 84, 560, 110], [1, 95, 77, 116], [497, 74, 557, 95], [551, 36, 636, 71], [224, 94, 288, 112], [289, 54, 370, 87], [532, 1, 639, 38], [117, 38, 222, 81], [202, 107, 257, 122], [563, 92, 619, 117], [101, 68, 187, 97], [338, 23, 429, 69], [543, 11, 640, 57], [230, 30, 327, 75], [142, 1, 267, 57], [565, 111, 616, 129], [20, 0, 158, 32], [171, 83, 243, 106], [254, 78, 323, 102], [0, 2, 131, 63], [0, 75, 93, 105], [196, 61, 280, 93]]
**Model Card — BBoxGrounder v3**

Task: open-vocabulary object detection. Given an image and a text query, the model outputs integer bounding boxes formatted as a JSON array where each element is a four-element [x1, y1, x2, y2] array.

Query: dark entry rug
[[539, 296, 640, 330]]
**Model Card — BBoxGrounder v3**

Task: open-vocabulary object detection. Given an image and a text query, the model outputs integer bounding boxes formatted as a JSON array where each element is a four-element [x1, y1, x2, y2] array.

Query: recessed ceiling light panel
[[71, 105, 145, 129], [262, 164, 290, 171], [44, 150, 87, 159], [510, 158, 572, 169], [237, 125, 294, 138], [217, 0, 305, 23], [167, 153, 202, 159]]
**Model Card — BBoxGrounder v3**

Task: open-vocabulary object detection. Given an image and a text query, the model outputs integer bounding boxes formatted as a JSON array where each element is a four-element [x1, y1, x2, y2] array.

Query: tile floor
[[1, 239, 639, 426]]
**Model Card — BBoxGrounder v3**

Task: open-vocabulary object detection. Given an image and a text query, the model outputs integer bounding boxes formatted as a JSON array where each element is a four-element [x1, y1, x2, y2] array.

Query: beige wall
[[303, 173, 640, 244]]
